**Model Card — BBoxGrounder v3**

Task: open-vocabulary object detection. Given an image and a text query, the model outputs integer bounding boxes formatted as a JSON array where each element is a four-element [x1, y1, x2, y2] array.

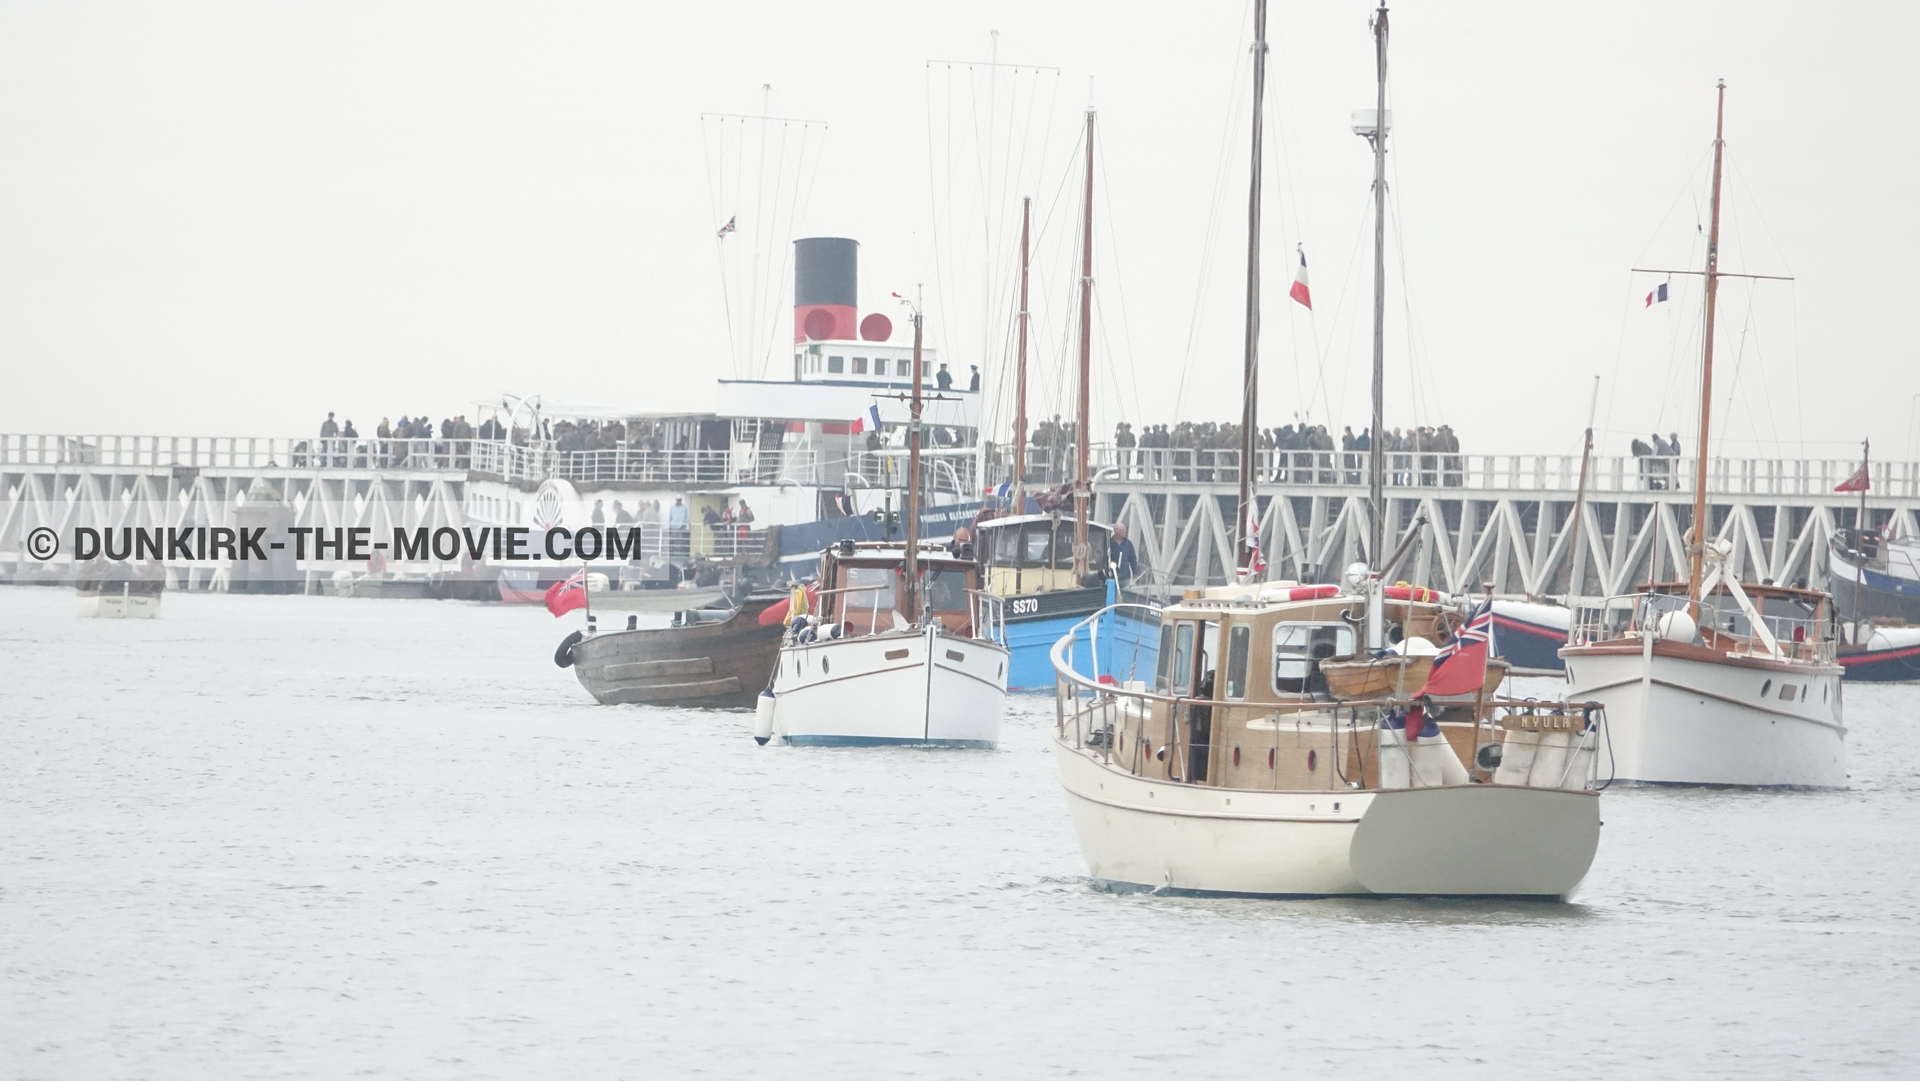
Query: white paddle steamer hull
[[771, 626, 1007, 748], [1561, 643, 1845, 787], [1054, 738, 1599, 899]]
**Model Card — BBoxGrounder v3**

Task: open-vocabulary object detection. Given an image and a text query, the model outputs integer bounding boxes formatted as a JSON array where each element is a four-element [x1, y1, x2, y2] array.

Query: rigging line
[[763, 123, 815, 380], [749, 118, 787, 376], [1602, 130, 1718, 429], [1721, 172, 1785, 457], [923, 63, 954, 394], [1724, 148, 1800, 458], [969, 62, 995, 373], [986, 82, 1042, 376], [732, 116, 747, 377], [1380, 73, 1444, 438], [1172, 0, 1256, 424], [750, 96, 774, 377], [700, 116, 741, 378], [1305, 187, 1377, 437], [1262, 8, 1313, 422], [1093, 131, 1148, 435]]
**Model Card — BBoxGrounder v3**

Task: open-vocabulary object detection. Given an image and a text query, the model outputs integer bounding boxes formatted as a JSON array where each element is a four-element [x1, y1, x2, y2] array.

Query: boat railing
[[1065, 445, 1920, 498], [1052, 604, 1607, 791], [967, 590, 1007, 646], [1568, 591, 1837, 664], [12, 434, 1917, 499]]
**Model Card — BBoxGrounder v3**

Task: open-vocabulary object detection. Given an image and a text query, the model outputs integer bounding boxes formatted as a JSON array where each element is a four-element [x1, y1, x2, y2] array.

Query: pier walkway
[[5, 434, 1917, 601]]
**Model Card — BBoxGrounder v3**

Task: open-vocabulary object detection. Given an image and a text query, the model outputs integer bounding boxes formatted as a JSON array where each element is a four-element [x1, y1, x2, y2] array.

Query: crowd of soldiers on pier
[[1020, 416, 1469, 487], [1631, 432, 1687, 490]]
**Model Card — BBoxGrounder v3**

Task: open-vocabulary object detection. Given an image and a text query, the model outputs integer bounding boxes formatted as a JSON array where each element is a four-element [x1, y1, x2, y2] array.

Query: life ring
[[1385, 584, 1440, 602], [554, 630, 583, 668]]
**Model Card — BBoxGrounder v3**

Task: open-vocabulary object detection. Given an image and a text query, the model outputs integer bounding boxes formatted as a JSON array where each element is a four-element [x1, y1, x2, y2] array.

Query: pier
[[1091, 447, 1920, 598], [5, 433, 1917, 600]]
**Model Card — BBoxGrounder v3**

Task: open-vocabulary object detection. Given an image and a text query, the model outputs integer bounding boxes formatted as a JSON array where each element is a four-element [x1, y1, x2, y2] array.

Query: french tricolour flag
[[1289, 247, 1312, 310], [851, 404, 883, 435], [1645, 282, 1669, 307]]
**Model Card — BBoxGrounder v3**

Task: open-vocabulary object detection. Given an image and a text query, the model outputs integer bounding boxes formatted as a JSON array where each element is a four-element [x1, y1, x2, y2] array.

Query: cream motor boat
[[758, 539, 1009, 748], [1050, 585, 1606, 899]]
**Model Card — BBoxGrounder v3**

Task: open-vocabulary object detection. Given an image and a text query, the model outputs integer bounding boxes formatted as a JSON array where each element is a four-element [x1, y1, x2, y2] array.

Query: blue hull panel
[[1007, 610, 1160, 690], [1492, 613, 1568, 673], [1839, 644, 1920, 682]]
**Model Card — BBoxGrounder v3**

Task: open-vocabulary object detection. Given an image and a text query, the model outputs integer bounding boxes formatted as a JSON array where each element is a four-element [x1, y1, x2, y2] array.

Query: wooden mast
[[1366, 3, 1389, 569], [906, 287, 924, 615], [1072, 108, 1095, 578], [1012, 197, 1032, 513], [1236, 0, 1269, 582], [1687, 80, 1727, 611]]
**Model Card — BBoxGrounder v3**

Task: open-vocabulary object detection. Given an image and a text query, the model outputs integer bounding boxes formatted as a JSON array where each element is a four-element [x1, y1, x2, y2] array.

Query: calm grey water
[[3, 588, 1916, 1079]]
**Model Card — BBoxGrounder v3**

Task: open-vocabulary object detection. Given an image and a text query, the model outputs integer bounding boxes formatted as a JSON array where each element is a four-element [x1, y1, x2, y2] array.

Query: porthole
[[1307, 749, 1319, 772], [998, 662, 1004, 679], [821, 656, 830, 675], [1232, 746, 1241, 767], [1823, 684, 1829, 703], [1267, 748, 1276, 770], [1760, 679, 1771, 697]]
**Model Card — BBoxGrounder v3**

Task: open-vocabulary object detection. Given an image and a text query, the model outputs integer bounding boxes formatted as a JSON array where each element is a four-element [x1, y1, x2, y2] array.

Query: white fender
[[753, 690, 776, 746]]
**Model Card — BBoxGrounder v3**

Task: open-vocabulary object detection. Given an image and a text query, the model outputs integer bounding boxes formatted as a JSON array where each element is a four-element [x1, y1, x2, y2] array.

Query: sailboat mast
[[1073, 108, 1095, 578], [1565, 375, 1601, 644], [1367, 4, 1390, 568], [1688, 80, 1727, 607], [906, 289, 924, 612], [1237, 0, 1269, 581], [1013, 197, 1032, 512]]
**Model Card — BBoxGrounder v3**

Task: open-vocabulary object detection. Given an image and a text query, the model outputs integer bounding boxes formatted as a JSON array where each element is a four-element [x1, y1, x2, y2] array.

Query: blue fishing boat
[[976, 513, 1158, 690]]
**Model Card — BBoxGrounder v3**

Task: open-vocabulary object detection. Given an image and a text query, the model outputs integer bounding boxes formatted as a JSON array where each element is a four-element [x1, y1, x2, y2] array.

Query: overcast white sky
[[2, 2, 1914, 462]]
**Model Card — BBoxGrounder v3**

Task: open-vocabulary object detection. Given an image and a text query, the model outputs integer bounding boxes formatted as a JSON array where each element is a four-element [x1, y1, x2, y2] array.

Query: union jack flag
[[1416, 597, 1494, 701], [716, 215, 737, 238], [1431, 598, 1492, 669]]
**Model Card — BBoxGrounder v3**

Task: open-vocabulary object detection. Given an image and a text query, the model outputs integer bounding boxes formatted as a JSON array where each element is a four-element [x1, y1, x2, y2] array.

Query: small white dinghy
[[76, 560, 164, 619]]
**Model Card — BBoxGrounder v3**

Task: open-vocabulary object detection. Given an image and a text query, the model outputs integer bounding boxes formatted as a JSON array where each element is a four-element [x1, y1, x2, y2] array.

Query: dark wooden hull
[[570, 596, 785, 709]]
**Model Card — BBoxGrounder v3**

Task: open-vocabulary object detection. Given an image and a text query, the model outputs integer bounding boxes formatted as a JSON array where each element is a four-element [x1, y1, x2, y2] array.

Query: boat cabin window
[[1273, 622, 1355, 693], [1154, 623, 1176, 693], [1758, 592, 1820, 643], [986, 520, 1112, 574], [840, 565, 896, 611], [828, 355, 845, 373], [1224, 624, 1251, 699], [925, 567, 971, 612], [1170, 622, 1195, 696]]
